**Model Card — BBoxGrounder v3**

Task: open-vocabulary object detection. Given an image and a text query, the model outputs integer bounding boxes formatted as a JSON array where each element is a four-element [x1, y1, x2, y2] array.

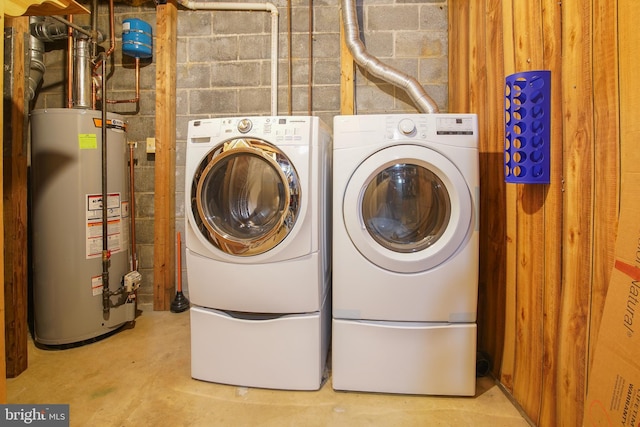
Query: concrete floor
[[8, 306, 531, 427]]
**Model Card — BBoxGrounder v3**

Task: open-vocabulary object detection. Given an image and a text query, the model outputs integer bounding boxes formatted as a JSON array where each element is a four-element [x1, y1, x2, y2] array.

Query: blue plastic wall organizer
[[504, 70, 551, 184]]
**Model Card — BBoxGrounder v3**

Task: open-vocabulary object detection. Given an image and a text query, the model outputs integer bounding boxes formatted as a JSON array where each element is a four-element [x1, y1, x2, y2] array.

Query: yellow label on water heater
[[79, 133, 97, 149]]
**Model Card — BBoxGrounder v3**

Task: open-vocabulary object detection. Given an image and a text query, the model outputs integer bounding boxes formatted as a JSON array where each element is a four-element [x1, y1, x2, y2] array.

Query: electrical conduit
[[177, 0, 279, 116]]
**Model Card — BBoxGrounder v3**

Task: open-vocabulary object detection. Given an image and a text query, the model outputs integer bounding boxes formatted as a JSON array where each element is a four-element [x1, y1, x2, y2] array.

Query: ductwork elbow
[[341, 0, 439, 114]]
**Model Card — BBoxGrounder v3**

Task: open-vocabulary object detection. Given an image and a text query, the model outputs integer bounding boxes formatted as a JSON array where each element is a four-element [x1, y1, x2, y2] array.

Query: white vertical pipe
[[178, 0, 279, 116]]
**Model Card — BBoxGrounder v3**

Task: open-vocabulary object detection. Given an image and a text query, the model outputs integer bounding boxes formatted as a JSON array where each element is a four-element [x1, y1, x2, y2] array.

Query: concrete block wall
[[30, 0, 448, 306]]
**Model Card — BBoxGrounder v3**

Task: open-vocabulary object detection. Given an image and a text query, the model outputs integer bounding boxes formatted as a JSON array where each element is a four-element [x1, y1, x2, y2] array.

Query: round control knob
[[237, 119, 252, 133], [398, 119, 416, 135]]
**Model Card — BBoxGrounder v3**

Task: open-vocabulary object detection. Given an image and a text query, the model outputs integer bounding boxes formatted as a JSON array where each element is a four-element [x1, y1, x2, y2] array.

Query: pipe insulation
[[340, 0, 439, 114], [177, 0, 279, 116]]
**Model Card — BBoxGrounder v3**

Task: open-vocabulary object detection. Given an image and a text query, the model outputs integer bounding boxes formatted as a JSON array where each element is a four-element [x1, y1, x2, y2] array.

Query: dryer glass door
[[343, 145, 472, 273], [191, 138, 301, 256], [361, 163, 450, 253]]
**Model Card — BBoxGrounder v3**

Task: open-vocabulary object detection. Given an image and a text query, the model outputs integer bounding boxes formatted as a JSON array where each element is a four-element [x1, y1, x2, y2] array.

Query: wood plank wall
[[449, 1, 627, 424]]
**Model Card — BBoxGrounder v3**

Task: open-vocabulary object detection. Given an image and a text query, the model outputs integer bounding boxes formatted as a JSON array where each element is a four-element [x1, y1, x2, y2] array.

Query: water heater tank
[[30, 108, 135, 346]]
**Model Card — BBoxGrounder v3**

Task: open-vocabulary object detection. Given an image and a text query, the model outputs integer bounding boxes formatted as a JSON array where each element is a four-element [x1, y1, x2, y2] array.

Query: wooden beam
[[3, 16, 29, 378], [448, 0, 470, 113], [339, 7, 354, 115], [1, 3, 8, 404], [153, 0, 178, 311], [474, 0, 507, 383]]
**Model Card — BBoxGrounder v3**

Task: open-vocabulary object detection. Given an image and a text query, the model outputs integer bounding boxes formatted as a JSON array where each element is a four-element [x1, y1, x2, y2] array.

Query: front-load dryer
[[186, 116, 331, 390], [331, 114, 479, 396]]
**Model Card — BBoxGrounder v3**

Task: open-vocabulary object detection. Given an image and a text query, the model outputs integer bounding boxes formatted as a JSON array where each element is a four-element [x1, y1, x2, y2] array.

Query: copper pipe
[[128, 140, 138, 271], [106, 57, 140, 104], [308, 0, 313, 115], [106, 0, 116, 58], [92, 0, 116, 105], [287, 0, 292, 115], [67, 15, 74, 108], [92, 81, 97, 110]]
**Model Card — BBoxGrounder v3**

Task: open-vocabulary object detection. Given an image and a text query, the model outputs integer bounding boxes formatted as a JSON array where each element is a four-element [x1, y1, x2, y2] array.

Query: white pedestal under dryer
[[331, 114, 479, 396], [185, 116, 332, 390]]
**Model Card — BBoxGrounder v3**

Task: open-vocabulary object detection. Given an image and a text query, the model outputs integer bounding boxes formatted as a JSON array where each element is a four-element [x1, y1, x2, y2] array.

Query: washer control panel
[[237, 118, 253, 133], [190, 117, 312, 144]]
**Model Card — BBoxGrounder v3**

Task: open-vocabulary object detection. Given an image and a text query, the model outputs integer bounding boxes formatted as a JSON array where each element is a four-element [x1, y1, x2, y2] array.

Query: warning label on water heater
[[86, 193, 124, 259]]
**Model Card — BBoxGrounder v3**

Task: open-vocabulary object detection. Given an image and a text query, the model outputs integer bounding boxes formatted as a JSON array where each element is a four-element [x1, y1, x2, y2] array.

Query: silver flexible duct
[[341, 0, 439, 114], [26, 34, 45, 102], [29, 17, 101, 106], [27, 17, 68, 102]]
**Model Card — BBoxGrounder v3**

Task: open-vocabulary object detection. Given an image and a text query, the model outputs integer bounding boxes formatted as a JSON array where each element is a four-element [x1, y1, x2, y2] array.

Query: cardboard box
[[584, 172, 640, 426]]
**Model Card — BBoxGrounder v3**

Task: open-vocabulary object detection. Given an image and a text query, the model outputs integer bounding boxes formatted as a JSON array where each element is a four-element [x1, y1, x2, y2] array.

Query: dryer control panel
[[376, 114, 477, 148], [435, 117, 475, 136]]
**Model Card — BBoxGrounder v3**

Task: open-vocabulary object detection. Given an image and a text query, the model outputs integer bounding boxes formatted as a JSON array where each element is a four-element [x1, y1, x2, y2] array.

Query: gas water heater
[[30, 108, 137, 346]]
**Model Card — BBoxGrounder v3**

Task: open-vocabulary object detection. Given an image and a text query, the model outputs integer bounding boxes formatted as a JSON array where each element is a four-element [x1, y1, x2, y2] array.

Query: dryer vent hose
[[340, 0, 439, 114]]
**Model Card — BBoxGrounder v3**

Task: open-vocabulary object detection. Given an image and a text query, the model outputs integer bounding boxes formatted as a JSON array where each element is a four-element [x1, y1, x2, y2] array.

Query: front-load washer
[[331, 114, 479, 396], [186, 116, 331, 390]]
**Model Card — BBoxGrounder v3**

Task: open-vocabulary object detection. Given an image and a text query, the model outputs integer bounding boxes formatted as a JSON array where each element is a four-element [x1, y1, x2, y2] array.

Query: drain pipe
[[340, 0, 439, 114], [177, 0, 279, 116]]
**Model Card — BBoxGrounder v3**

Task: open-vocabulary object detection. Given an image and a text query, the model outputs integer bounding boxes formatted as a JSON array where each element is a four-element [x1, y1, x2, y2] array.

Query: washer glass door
[[191, 138, 301, 256], [343, 144, 472, 273]]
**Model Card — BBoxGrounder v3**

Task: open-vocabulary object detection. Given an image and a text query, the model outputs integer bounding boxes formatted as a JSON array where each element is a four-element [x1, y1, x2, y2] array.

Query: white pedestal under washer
[[186, 116, 331, 390], [331, 114, 479, 396]]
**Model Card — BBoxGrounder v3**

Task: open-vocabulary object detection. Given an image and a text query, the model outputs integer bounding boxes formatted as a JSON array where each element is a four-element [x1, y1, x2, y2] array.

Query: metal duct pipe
[[74, 35, 93, 109], [340, 0, 439, 114], [177, 0, 279, 116], [30, 17, 69, 42], [30, 16, 102, 107], [29, 16, 70, 102], [27, 21, 46, 102]]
